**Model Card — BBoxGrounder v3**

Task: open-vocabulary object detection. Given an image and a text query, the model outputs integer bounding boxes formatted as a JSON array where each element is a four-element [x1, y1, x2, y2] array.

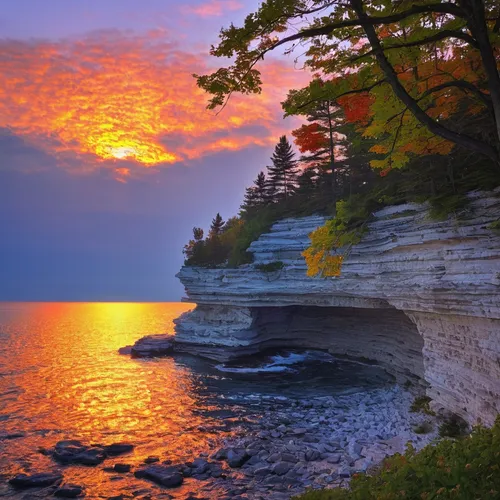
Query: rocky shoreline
[[6, 382, 440, 499], [178, 385, 440, 499]]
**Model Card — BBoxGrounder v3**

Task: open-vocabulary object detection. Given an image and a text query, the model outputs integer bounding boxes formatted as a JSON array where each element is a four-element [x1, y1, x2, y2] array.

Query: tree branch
[[349, 0, 498, 163], [272, 2, 466, 51], [350, 29, 478, 63], [418, 79, 493, 115]]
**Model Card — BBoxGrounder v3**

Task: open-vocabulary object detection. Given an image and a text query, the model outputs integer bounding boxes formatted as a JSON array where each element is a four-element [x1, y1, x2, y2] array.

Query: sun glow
[[110, 147, 135, 160], [0, 32, 309, 173]]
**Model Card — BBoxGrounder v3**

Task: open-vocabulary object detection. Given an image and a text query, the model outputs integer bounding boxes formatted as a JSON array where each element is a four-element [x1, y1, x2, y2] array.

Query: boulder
[[134, 465, 183, 488], [226, 449, 250, 468], [9, 472, 63, 488], [52, 440, 106, 466], [104, 443, 134, 456], [272, 461, 292, 476], [113, 463, 131, 473], [130, 335, 175, 358], [54, 483, 84, 498]]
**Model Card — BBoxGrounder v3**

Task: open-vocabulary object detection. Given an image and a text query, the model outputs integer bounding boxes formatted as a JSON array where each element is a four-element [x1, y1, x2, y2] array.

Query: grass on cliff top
[[294, 417, 500, 500]]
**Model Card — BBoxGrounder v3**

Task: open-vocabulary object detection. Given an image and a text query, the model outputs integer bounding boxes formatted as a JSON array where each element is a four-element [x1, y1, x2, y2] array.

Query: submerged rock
[[113, 463, 132, 473], [9, 472, 63, 488], [226, 449, 250, 468], [104, 442, 134, 456], [130, 334, 175, 358], [0, 432, 25, 440], [134, 465, 183, 488], [52, 440, 106, 465], [54, 483, 85, 498], [50, 440, 133, 466]]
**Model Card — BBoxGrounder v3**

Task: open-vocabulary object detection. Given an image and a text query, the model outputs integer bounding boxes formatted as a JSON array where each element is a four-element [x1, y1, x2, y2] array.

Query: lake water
[[0, 302, 393, 498]]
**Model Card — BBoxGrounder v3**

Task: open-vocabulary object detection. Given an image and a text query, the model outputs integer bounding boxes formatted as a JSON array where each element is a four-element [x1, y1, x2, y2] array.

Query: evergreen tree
[[209, 213, 225, 238], [296, 167, 318, 195], [292, 99, 347, 210], [192, 227, 204, 242], [183, 227, 205, 263], [240, 171, 269, 217], [254, 171, 268, 205], [267, 136, 298, 200]]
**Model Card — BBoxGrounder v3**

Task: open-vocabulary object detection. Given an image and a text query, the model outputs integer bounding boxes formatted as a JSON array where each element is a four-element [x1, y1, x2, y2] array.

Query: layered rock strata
[[175, 191, 500, 425]]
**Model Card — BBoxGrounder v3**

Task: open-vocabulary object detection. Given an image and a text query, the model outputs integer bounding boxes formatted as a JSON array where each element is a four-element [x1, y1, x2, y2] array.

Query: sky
[[0, 0, 308, 301]]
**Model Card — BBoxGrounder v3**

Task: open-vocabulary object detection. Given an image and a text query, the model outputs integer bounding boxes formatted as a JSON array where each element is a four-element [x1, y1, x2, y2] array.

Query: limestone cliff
[[175, 190, 500, 426]]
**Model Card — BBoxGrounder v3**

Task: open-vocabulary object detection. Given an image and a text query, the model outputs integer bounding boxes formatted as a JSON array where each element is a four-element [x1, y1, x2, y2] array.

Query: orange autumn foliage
[[292, 123, 329, 153], [337, 93, 373, 126]]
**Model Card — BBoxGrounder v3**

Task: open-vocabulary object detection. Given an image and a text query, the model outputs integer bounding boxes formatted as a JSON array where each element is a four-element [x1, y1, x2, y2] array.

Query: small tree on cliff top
[[267, 136, 299, 200]]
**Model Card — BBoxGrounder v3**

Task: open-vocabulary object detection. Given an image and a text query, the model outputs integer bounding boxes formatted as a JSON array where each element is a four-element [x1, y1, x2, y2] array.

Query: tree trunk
[[460, 0, 500, 155], [326, 101, 337, 217]]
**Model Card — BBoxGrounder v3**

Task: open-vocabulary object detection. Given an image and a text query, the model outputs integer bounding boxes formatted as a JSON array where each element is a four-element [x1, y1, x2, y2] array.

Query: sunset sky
[[0, 0, 307, 300]]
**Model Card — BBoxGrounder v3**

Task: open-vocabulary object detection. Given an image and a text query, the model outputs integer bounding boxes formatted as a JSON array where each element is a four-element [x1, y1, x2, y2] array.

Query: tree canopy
[[196, 0, 500, 171]]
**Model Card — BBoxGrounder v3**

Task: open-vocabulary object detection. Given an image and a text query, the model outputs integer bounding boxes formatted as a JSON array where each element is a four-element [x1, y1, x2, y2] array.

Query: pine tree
[[183, 227, 205, 263], [209, 213, 225, 238], [296, 167, 318, 195], [240, 171, 270, 217], [254, 171, 268, 205], [192, 227, 204, 241], [291, 100, 347, 207], [267, 136, 298, 200]]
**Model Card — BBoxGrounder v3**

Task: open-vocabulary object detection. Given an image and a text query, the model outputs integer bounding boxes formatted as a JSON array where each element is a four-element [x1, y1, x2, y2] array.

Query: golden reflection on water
[[0, 302, 231, 498]]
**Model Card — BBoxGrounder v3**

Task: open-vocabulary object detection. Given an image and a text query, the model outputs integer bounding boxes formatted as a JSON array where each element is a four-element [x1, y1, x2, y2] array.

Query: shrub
[[428, 194, 469, 221], [410, 396, 436, 416], [439, 417, 469, 438], [255, 261, 284, 273], [294, 416, 500, 500], [413, 422, 433, 434], [489, 219, 500, 232]]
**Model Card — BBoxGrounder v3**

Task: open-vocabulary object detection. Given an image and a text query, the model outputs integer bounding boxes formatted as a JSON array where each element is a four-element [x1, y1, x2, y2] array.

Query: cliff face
[[175, 191, 500, 426]]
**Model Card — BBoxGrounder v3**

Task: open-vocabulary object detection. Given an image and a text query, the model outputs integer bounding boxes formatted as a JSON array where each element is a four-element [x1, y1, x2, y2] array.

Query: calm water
[[0, 302, 392, 498]]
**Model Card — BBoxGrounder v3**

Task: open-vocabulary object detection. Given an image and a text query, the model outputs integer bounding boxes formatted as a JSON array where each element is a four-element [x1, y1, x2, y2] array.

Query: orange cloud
[[0, 31, 307, 175], [182, 0, 243, 17]]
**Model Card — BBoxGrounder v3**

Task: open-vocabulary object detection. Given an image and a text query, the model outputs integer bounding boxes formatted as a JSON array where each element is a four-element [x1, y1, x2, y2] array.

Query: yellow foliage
[[303, 201, 366, 278]]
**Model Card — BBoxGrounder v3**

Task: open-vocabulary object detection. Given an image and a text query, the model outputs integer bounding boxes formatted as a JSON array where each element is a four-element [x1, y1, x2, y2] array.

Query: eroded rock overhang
[[175, 191, 500, 426]]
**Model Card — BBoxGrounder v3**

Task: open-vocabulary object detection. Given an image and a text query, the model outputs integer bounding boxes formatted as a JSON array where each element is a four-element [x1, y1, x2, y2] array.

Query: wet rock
[[305, 449, 321, 462], [226, 449, 250, 468], [104, 443, 134, 456], [118, 346, 132, 355], [0, 432, 25, 440], [190, 458, 209, 474], [9, 472, 63, 488], [212, 448, 228, 460], [114, 463, 132, 473], [54, 484, 84, 498], [135, 465, 183, 488], [326, 453, 341, 464], [267, 452, 280, 463], [244, 455, 262, 467], [272, 461, 292, 476], [339, 466, 352, 478], [144, 456, 160, 464], [253, 466, 272, 476], [130, 335, 175, 358], [52, 440, 106, 466], [280, 452, 296, 463]]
